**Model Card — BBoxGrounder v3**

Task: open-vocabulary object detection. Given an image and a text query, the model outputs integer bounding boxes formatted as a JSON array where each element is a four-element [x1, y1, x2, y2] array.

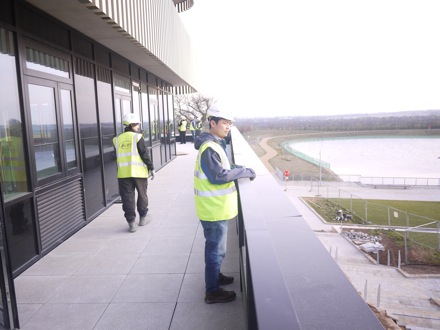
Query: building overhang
[[25, 0, 196, 90]]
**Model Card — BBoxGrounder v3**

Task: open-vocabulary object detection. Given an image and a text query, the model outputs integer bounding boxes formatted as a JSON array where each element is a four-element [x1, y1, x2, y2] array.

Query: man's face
[[132, 123, 140, 132], [211, 119, 232, 139]]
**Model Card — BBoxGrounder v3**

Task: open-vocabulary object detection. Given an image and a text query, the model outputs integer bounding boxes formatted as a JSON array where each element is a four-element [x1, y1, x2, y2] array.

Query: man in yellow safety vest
[[194, 105, 256, 304], [113, 113, 155, 233], [178, 115, 187, 144]]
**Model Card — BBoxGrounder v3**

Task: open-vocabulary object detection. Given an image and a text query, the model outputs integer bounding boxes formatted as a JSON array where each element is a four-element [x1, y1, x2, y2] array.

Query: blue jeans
[[201, 220, 228, 292]]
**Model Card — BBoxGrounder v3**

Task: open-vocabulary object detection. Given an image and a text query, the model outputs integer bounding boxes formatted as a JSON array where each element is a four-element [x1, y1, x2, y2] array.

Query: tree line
[[235, 112, 440, 133]]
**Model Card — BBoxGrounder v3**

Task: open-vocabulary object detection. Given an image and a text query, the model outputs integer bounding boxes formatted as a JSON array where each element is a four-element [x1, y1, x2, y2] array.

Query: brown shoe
[[219, 273, 234, 285], [205, 288, 236, 304]]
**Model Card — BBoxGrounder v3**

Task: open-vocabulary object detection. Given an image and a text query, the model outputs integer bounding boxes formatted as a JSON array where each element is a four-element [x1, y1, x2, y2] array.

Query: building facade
[[0, 1, 196, 327]]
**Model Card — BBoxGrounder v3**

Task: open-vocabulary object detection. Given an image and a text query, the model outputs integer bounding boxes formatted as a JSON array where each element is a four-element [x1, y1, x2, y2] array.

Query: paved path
[[258, 137, 277, 173]]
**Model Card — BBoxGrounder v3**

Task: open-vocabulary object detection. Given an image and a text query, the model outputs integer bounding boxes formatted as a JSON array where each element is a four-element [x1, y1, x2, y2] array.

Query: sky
[[180, 0, 440, 118]]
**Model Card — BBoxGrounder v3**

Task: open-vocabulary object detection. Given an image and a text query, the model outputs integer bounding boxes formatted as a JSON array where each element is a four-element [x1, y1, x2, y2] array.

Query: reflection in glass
[[149, 88, 159, 143], [75, 59, 105, 216], [29, 84, 61, 179], [132, 82, 141, 126], [141, 84, 151, 144], [60, 89, 77, 169], [4, 199, 38, 272], [0, 28, 29, 200], [25, 47, 69, 78], [167, 93, 175, 138], [115, 99, 122, 136], [157, 89, 167, 165], [97, 67, 118, 203], [122, 99, 131, 119]]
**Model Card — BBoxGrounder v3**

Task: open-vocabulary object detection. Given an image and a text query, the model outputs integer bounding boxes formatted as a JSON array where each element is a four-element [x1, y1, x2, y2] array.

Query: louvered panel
[[36, 179, 85, 252], [86, 0, 195, 87]]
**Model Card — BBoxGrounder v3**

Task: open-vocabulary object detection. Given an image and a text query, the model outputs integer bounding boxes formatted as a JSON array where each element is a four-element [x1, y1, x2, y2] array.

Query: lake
[[287, 136, 440, 179]]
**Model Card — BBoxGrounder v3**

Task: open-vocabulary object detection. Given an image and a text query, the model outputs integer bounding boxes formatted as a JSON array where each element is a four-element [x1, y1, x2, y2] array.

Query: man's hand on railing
[[248, 168, 256, 181]]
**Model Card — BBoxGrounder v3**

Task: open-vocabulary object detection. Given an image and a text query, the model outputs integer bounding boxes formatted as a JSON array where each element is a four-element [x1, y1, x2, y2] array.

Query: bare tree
[[174, 93, 215, 123]]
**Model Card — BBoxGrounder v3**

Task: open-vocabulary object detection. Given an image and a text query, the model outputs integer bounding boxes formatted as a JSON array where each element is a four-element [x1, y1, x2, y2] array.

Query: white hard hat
[[207, 105, 234, 122], [123, 113, 140, 126]]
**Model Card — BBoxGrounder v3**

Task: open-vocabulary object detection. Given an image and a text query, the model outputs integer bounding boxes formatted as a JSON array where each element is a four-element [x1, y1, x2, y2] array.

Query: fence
[[281, 142, 331, 169], [339, 175, 440, 187], [274, 167, 338, 182], [313, 185, 440, 265]]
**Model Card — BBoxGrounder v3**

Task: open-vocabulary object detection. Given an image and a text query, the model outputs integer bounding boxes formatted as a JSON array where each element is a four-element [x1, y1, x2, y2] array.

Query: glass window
[[114, 96, 131, 135], [4, 198, 38, 272], [167, 93, 175, 139], [97, 66, 118, 204], [114, 76, 130, 93], [122, 99, 131, 121], [114, 75, 131, 135], [28, 84, 61, 180], [60, 89, 77, 170], [25, 47, 69, 78], [141, 84, 151, 144], [75, 59, 105, 216], [0, 28, 29, 200], [148, 88, 159, 143], [114, 98, 123, 136], [132, 82, 141, 123]]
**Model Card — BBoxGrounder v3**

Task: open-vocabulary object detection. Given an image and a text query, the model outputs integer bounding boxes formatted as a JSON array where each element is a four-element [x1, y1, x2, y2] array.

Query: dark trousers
[[118, 177, 149, 222], [179, 130, 186, 144]]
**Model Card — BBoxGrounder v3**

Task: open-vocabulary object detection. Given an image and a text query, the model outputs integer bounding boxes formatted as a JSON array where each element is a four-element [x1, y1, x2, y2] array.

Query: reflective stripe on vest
[[113, 132, 149, 178], [194, 140, 237, 221]]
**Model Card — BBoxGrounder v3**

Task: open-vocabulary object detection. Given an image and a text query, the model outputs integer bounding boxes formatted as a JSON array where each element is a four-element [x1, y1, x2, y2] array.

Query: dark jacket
[[194, 132, 255, 184]]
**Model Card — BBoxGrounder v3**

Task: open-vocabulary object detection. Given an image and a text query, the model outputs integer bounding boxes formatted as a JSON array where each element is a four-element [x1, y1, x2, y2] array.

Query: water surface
[[287, 137, 440, 178]]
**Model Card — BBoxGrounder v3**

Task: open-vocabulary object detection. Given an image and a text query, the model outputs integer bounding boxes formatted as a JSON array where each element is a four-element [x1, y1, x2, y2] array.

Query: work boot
[[128, 221, 138, 233], [205, 288, 236, 304], [219, 273, 234, 285], [139, 214, 151, 226]]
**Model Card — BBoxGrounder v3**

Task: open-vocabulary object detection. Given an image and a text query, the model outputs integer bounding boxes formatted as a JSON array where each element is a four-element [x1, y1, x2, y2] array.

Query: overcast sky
[[180, 0, 440, 118]]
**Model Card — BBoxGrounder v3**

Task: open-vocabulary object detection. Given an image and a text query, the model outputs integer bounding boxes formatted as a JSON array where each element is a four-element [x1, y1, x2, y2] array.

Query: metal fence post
[[365, 201, 368, 223], [404, 231, 409, 264], [387, 207, 390, 228], [437, 221, 440, 252], [364, 280, 368, 301]]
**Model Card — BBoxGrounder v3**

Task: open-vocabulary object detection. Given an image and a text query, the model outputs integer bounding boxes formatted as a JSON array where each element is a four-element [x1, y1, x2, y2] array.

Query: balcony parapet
[[230, 127, 383, 329]]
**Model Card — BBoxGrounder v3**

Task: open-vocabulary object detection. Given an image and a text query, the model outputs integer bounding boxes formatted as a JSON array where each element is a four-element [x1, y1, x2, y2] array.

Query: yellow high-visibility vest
[[179, 120, 187, 132], [113, 132, 149, 178], [194, 141, 237, 221]]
